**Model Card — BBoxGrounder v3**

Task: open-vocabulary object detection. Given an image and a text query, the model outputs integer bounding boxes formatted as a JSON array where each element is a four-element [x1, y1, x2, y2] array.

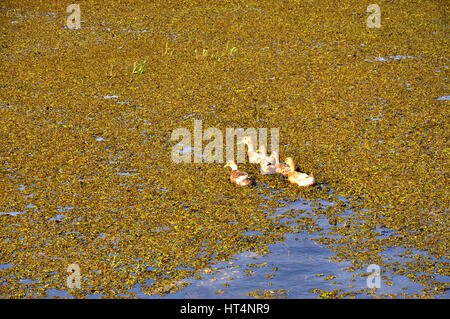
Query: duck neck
[[288, 161, 295, 170], [246, 139, 256, 152], [272, 152, 279, 165]]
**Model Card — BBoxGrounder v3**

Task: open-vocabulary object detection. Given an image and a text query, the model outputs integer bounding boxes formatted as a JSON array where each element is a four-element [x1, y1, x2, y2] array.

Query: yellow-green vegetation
[[194, 44, 238, 61], [246, 288, 287, 299], [132, 59, 147, 75], [0, 0, 448, 298]]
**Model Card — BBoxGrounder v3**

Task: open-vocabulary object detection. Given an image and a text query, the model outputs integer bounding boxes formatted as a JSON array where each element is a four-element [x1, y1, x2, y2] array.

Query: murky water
[[39, 196, 446, 299], [153, 197, 448, 299], [2, 192, 448, 299], [1, 1, 448, 299]]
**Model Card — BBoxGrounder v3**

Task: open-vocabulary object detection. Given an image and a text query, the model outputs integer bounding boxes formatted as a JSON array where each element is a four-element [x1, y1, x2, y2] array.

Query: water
[[33, 189, 447, 298], [103, 95, 120, 99], [2, 102, 446, 298], [0, 211, 26, 216], [364, 55, 415, 63], [130, 197, 449, 298], [0, 264, 15, 269]]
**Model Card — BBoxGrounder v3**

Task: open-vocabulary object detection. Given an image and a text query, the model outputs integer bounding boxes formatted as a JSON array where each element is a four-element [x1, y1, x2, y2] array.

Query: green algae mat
[[0, 0, 448, 298]]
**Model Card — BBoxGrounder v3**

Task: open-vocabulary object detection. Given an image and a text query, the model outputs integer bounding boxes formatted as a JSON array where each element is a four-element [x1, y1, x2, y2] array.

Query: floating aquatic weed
[[163, 37, 175, 56], [0, 0, 447, 299], [132, 60, 147, 74]]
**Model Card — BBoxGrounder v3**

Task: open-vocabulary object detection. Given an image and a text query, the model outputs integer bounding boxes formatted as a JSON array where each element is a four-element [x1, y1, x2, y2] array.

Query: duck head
[[224, 160, 238, 170]]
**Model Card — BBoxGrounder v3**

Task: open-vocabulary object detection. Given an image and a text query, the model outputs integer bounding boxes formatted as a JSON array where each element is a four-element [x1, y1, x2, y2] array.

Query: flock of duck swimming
[[224, 136, 316, 187]]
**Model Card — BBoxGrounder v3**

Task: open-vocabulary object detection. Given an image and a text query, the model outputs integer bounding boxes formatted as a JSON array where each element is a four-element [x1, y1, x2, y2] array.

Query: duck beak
[[223, 163, 229, 168], [237, 140, 244, 145]]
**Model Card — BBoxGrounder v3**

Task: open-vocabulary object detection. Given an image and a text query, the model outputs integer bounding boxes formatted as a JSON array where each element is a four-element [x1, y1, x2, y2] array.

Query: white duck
[[270, 151, 293, 176], [237, 136, 265, 164], [285, 157, 315, 187], [259, 147, 277, 175]]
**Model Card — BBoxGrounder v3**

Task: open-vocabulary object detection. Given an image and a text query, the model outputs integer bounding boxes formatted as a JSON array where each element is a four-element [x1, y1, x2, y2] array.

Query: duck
[[224, 160, 254, 186], [237, 136, 264, 164], [271, 151, 293, 176], [257, 144, 267, 158], [284, 157, 315, 187], [259, 148, 277, 175]]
